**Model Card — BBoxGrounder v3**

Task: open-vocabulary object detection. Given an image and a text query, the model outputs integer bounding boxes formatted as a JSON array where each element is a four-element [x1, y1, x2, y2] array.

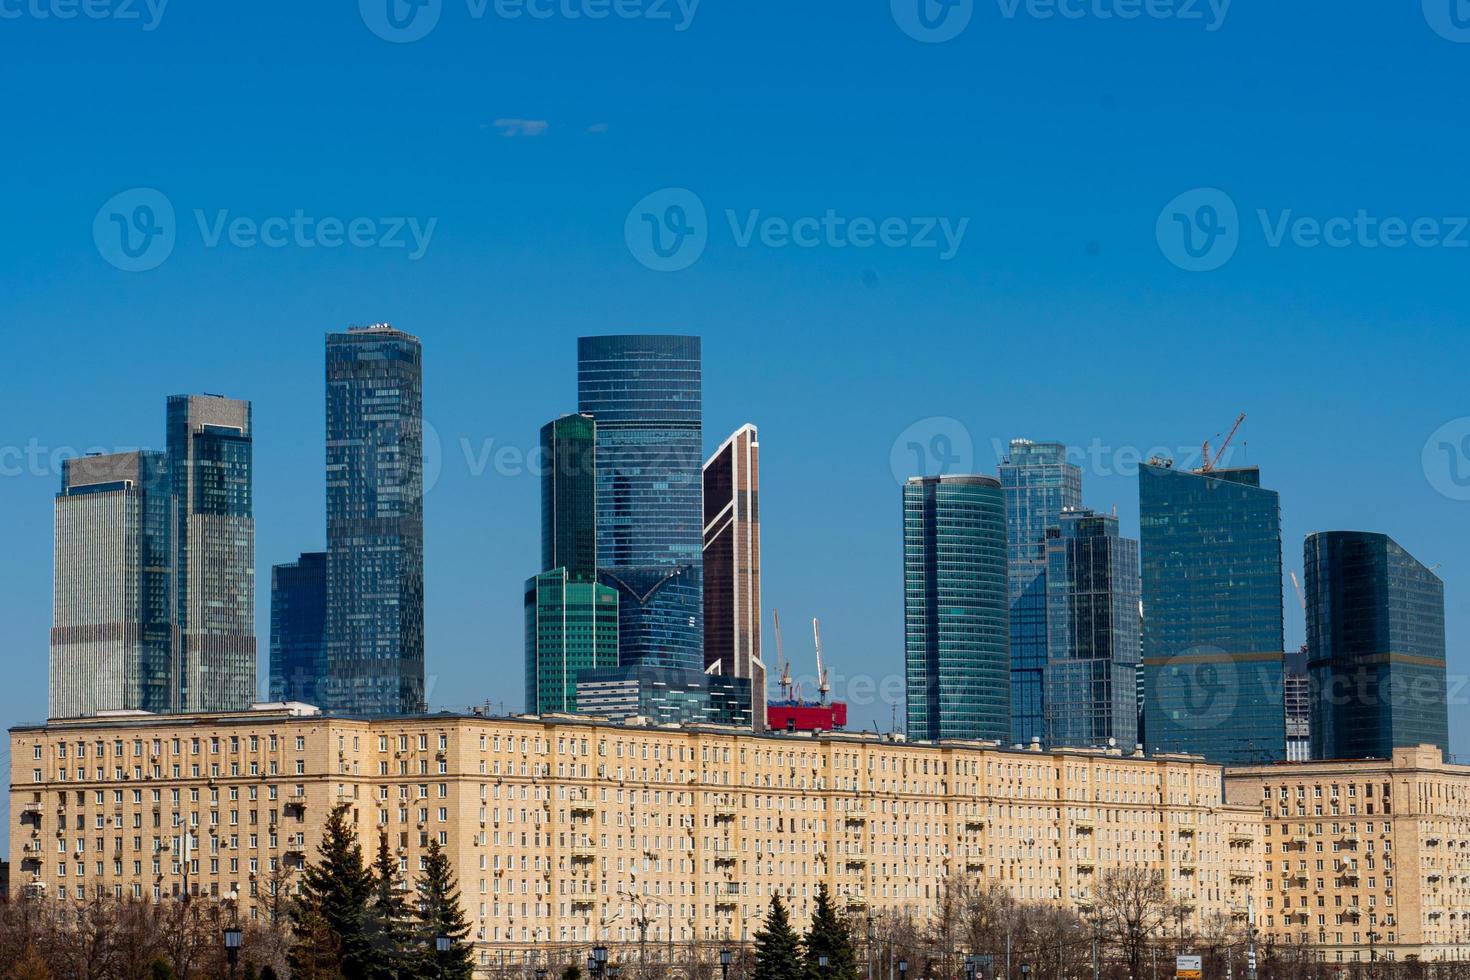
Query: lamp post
[[721, 948, 733, 980], [899, 959, 909, 980], [222, 927, 243, 980], [593, 945, 609, 980]]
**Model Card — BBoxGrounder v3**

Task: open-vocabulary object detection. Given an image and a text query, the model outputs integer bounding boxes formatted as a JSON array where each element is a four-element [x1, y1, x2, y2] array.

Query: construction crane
[[1200, 412, 1247, 473], [812, 618, 831, 706], [772, 609, 794, 702], [1290, 571, 1307, 611]]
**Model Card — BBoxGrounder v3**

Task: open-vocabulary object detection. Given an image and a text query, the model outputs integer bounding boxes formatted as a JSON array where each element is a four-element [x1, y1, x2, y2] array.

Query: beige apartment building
[[13, 705, 1255, 970], [1225, 745, 1470, 966]]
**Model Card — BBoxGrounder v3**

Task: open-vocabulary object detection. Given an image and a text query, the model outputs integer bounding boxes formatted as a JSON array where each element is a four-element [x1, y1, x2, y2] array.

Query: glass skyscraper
[[1139, 461, 1285, 764], [1305, 531, 1448, 760], [577, 335, 703, 671], [50, 451, 173, 717], [325, 325, 425, 716], [269, 552, 327, 705], [703, 424, 766, 730], [166, 394, 256, 713], [903, 475, 1010, 743], [999, 440, 1082, 746], [1044, 508, 1140, 750], [525, 413, 619, 715]]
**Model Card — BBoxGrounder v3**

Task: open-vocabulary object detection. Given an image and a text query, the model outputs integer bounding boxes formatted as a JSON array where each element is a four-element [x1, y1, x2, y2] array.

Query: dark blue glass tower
[[577, 335, 703, 671], [904, 475, 1010, 742], [166, 394, 256, 712], [269, 552, 327, 705], [1045, 509, 1140, 750], [999, 440, 1082, 746], [1140, 461, 1285, 763], [325, 324, 425, 716], [1305, 531, 1448, 760]]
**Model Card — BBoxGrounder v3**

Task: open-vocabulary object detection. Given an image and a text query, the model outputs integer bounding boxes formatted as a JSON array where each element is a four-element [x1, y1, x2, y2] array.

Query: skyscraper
[[525, 414, 618, 715], [325, 324, 425, 716], [1139, 460, 1286, 764], [1044, 508, 1140, 750], [999, 440, 1082, 746], [703, 424, 766, 730], [50, 451, 173, 717], [1305, 531, 1448, 760], [269, 553, 327, 705], [1284, 644, 1311, 761], [577, 335, 703, 671], [903, 475, 1010, 742], [166, 394, 256, 713]]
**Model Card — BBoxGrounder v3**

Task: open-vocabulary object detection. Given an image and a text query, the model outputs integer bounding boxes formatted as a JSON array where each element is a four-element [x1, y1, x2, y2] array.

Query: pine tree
[[366, 830, 416, 979], [803, 885, 859, 980], [412, 838, 475, 980], [753, 893, 805, 980], [286, 903, 345, 980], [291, 802, 374, 980]]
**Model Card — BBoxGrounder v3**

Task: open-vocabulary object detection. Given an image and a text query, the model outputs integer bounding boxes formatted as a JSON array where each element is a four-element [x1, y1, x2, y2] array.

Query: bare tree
[[1095, 867, 1169, 980]]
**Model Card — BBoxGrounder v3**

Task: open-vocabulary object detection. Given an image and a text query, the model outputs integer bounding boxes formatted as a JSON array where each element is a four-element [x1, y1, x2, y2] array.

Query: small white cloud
[[586, 123, 610, 134], [491, 118, 549, 137]]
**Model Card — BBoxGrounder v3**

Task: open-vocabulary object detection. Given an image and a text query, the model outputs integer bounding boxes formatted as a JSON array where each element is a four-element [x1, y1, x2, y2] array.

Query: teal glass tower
[[525, 413, 618, 714], [903, 475, 1010, 742], [325, 324, 425, 716], [269, 552, 327, 705], [1045, 509, 1140, 750], [999, 440, 1082, 745], [1140, 461, 1285, 763], [1305, 531, 1448, 760], [578, 335, 703, 671]]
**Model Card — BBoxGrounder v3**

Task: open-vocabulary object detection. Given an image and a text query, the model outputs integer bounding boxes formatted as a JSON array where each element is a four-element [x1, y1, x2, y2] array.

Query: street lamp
[[537, 970, 549, 980], [721, 948, 733, 980], [899, 959, 909, 980], [593, 945, 609, 980], [222, 927, 243, 980], [609, 967, 621, 980]]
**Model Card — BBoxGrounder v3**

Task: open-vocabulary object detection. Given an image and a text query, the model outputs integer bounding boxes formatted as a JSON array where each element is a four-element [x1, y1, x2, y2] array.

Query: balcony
[[844, 853, 869, 868], [713, 805, 737, 823], [1179, 827, 1196, 838], [714, 852, 737, 868], [846, 895, 868, 911], [570, 845, 596, 862], [964, 817, 985, 831]]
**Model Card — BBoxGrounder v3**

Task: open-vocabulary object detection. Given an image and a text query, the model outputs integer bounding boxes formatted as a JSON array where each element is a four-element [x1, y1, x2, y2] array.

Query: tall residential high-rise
[[325, 325, 425, 716], [998, 440, 1082, 746], [166, 394, 256, 712], [525, 414, 618, 715], [1044, 508, 1141, 750], [1305, 531, 1448, 760], [1139, 460, 1286, 764], [50, 451, 173, 717], [903, 475, 1010, 742], [577, 335, 703, 671], [269, 553, 327, 705], [702, 424, 766, 730]]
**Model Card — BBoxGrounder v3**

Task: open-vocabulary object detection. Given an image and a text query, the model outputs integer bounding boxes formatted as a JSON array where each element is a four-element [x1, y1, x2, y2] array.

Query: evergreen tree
[[291, 803, 373, 980], [287, 903, 345, 980], [412, 838, 475, 980], [367, 830, 416, 978], [803, 885, 859, 980], [753, 893, 805, 980]]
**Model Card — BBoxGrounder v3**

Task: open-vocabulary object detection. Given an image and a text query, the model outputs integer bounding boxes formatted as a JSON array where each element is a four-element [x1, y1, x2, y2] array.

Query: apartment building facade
[[13, 708, 1262, 971], [1225, 745, 1470, 965]]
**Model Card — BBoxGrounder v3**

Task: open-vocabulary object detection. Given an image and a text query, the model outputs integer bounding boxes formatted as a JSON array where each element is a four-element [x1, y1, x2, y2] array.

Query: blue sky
[[2, 0, 1469, 778]]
